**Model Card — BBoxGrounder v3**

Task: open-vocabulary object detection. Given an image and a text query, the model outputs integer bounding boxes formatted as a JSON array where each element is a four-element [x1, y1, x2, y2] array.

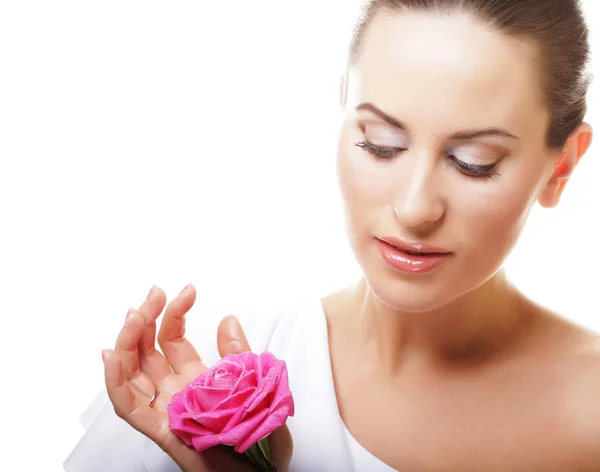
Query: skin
[[104, 9, 598, 472], [102, 286, 292, 472], [324, 9, 599, 472]]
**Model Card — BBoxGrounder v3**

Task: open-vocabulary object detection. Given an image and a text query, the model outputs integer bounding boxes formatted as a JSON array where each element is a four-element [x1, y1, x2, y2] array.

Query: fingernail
[[179, 283, 192, 296], [221, 316, 244, 353], [228, 340, 243, 352], [126, 308, 135, 319], [224, 315, 237, 330], [147, 286, 155, 300], [224, 315, 242, 339], [101, 350, 109, 362]]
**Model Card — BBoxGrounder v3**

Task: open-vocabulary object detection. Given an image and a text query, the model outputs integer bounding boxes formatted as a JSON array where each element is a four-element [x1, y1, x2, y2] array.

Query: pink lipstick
[[376, 237, 452, 274]]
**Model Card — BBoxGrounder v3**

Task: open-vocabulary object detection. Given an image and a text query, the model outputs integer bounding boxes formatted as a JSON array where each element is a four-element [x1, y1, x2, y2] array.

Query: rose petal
[[221, 388, 265, 431], [224, 351, 261, 376], [169, 415, 213, 439], [245, 363, 283, 413], [186, 384, 231, 411], [267, 362, 295, 415], [182, 385, 204, 414], [188, 371, 208, 387], [167, 390, 187, 415], [204, 360, 244, 389], [216, 386, 255, 411], [234, 404, 292, 453], [269, 391, 295, 417], [191, 432, 222, 453], [232, 368, 258, 392], [206, 369, 238, 389], [191, 406, 238, 432], [258, 351, 277, 369], [220, 408, 271, 453], [222, 356, 284, 430], [168, 351, 295, 454]]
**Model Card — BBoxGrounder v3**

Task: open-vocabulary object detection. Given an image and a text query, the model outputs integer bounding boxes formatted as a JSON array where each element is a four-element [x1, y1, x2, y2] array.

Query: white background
[[0, 1, 598, 470]]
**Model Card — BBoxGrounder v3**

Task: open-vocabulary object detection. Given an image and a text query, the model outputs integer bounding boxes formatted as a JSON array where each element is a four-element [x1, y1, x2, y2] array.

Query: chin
[[355, 257, 450, 313], [354, 249, 483, 315], [366, 275, 457, 313], [361, 256, 507, 315]]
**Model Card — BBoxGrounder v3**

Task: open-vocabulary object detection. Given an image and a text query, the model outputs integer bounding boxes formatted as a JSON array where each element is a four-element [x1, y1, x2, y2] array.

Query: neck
[[348, 270, 529, 373]]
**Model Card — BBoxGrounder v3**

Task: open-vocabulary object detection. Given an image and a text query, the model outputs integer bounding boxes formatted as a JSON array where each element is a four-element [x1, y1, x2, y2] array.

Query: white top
[[343, 424, 396, 472], [64, 298, 397, 472]]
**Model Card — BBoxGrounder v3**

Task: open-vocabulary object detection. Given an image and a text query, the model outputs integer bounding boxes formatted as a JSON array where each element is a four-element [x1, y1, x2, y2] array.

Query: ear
[[537, 122, 593, 208]]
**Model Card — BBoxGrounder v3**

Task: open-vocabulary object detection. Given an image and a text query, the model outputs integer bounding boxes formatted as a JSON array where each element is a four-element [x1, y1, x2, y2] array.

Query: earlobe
[[537, 178, 562, 209]]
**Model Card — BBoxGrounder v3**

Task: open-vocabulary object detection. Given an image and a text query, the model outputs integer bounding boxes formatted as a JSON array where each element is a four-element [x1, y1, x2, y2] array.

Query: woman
[[65, 0, 599, 470]]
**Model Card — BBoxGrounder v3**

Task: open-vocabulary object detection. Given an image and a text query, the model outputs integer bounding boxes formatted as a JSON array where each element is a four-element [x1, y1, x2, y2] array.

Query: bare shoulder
[[536, 307, 600, 392], [534, 311, 600, 468], [565, 332, 600, 469]]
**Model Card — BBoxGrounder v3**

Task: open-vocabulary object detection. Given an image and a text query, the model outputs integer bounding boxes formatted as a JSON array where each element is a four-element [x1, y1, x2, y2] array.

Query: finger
[[138, 286, 167, 354], [137, 286, 173, 384], [103, 349, 138, 420], [103, 349, 167, 445], [217, 317, 292, 470], [217, 315, 251, 357], [114, 309, 144, 378], [202, 446, 257, 472], [157, 284, 204, 377]]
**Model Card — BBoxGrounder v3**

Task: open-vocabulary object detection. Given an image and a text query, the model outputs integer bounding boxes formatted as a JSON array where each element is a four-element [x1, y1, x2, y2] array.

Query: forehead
[[350, 11, 548, 138]]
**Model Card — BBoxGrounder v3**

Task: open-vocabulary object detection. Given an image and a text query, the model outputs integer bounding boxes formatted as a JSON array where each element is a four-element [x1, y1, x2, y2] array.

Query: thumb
[[267, 425, 293, 472], [218, 315, 294, 471], [217, 315, 251, 356]]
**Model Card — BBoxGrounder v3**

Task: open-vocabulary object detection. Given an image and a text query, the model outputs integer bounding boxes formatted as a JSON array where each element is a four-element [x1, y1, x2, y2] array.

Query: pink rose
[[167, 351, 295, 454]]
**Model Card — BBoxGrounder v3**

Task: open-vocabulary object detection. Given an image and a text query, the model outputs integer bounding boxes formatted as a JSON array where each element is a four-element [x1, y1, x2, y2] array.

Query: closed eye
[[354, 140, 406, 159], [354, 141, 500, 180], [448, 155, 500, 179]]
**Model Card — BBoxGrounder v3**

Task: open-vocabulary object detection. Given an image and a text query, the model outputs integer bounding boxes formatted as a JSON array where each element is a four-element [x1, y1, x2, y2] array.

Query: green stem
[[244, 438, 277, 472]]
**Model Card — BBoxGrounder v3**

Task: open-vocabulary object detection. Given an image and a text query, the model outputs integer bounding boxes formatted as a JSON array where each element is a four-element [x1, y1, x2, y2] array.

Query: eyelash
[[354, 141, 501, 180]]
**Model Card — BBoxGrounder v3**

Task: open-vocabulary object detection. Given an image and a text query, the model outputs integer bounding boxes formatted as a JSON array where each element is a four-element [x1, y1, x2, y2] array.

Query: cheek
[[336, 137, 383, 249], [337, 146, 388, 246], [337, 132, 362, 207], [337, 133, 389, 209], [454, 175, 541, 259]]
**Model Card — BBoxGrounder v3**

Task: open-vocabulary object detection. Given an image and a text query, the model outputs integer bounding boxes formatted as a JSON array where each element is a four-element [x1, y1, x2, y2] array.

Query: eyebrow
[[355, 102, 520, 140]]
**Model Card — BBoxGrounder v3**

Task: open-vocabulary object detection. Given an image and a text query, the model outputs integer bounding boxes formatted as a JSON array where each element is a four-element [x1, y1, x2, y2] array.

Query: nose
[[392, 155, 445, 229]]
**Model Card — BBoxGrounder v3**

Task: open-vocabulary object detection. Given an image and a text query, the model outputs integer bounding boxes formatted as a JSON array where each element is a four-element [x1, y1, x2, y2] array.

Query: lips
[[375, 238, 452, 274], [395, 247, 431, 256], [378, 237, 451, 255]]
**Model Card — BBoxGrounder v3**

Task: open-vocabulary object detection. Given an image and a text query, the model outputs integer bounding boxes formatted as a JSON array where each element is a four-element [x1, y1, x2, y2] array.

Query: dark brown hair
[[347, 0, 592, 149]]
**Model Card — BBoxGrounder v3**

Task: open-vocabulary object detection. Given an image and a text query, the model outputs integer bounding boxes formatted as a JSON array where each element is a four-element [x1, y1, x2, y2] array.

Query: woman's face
[[337, 11, 559, 312]]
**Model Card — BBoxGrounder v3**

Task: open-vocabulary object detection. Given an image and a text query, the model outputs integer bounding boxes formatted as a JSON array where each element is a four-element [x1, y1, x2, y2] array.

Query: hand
[[102, 284, 293, 472]]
